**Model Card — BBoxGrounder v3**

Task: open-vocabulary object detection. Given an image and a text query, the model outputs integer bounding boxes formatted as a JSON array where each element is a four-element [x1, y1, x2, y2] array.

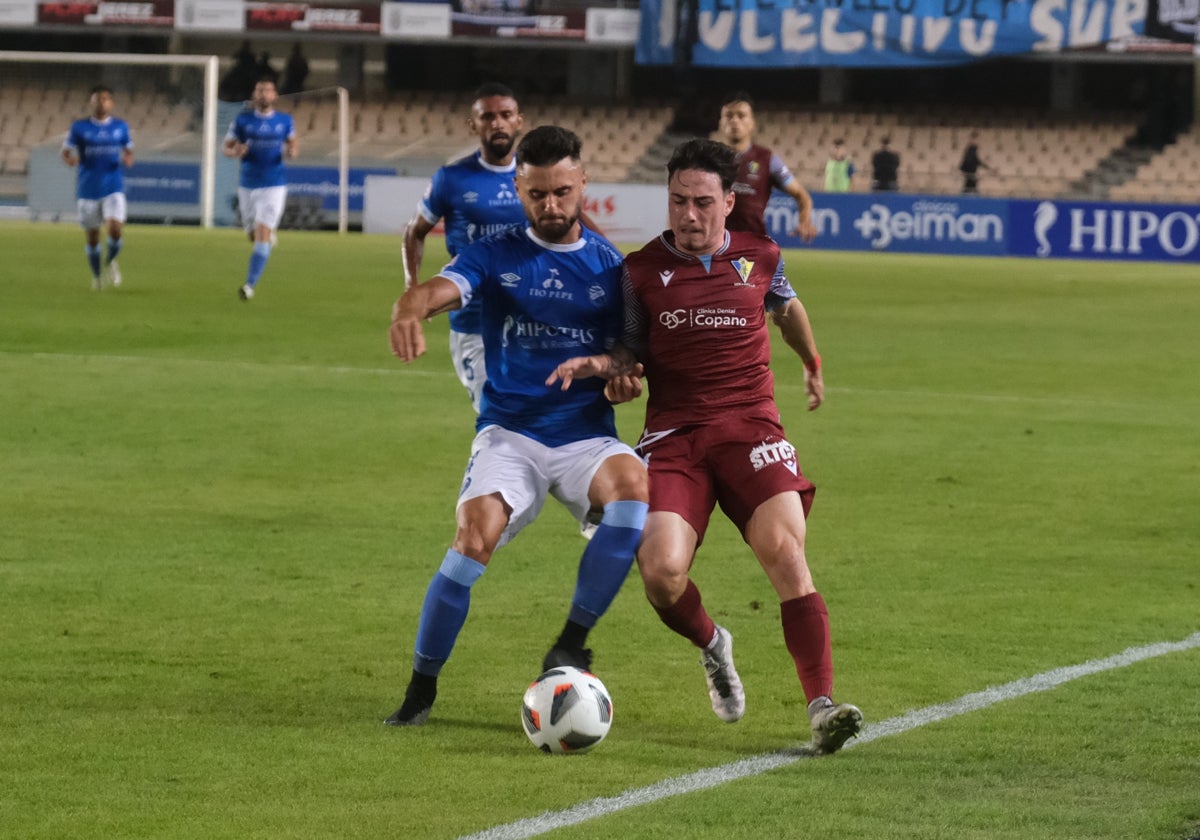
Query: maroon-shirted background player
[[717, 92, 818, 243]]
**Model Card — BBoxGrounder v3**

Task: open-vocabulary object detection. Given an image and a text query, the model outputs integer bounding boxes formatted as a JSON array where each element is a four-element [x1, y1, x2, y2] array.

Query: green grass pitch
[[1, 221, 1198, 839]]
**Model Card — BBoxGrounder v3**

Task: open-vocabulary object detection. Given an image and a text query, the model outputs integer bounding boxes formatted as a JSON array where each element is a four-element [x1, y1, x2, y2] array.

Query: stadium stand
[[0, 72, 1187, 204]]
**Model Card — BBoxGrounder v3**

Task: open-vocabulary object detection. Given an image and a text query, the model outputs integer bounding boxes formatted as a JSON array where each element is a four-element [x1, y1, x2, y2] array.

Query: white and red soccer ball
[[521, 666, 612, 754]]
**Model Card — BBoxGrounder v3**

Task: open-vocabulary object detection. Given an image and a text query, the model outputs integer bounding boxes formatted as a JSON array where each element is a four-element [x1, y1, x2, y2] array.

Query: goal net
[[0, 52, 350, 232]]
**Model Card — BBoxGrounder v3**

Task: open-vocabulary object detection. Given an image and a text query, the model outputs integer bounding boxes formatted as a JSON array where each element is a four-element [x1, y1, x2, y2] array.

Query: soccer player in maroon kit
[[548, 138, 861, 755], [717, 92, 818, 242]]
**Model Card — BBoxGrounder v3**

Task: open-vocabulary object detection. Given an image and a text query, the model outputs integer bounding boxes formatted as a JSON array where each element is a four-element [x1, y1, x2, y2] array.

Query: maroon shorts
[[635, 415, 815, 545]]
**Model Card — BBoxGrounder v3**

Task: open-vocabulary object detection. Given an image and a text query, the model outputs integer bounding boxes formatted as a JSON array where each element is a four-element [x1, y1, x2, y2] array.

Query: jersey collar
[[526, 226, 586, 252], [476, 151, 516, 174], [658, 230, 731, 260]]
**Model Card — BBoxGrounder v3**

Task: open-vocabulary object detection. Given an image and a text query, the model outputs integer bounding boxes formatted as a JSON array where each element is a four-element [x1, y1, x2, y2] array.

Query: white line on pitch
[[458, 632, 1200, 840]]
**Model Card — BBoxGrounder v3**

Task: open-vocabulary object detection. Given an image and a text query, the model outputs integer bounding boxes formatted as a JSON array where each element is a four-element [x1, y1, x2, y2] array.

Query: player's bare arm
[[122, 148, 134, 168], [222, 137, 247, 158], [546, 343, 640, 391], [771, 298, 824, 411], [402, 214, 436, 291], [786, 180, 818, 242], [389, 276, 463, 362], [285, 137, 299, 159], [61, 148, 78, 167]]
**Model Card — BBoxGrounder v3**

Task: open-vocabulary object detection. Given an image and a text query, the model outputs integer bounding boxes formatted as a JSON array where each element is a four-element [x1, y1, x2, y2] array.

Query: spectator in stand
[[823, 138, 854, 192], [959, 131, 994, 194], [255, 51, 278, 86], [870, 136, 900, 192], [281, 44, 309, 96]]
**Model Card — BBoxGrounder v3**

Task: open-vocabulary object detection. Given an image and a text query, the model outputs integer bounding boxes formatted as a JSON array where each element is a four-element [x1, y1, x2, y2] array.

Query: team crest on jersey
[[659, 269, 674, 286], [749, 439, 798, 475], [732, 257, 754, 285], [500, 272, 521, 287]]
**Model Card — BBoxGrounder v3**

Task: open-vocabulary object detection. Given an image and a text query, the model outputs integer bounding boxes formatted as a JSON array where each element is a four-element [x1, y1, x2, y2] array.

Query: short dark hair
[[473, 82, 516, 103], [720, 91, 754, 110], [833, 138, 844, 146], [516, 125, 582, 168], [880, 136, 891, 146], [90, 85, 112, 97], [666, 138, 738, 193]]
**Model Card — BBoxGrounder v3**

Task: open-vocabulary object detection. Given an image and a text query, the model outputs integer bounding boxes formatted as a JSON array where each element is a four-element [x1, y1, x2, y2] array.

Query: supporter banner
[[37, 0, 174, 26], [637, 0, 1146, 67], [243, 0, 379, 32], [1144, 0, 1199, 42]]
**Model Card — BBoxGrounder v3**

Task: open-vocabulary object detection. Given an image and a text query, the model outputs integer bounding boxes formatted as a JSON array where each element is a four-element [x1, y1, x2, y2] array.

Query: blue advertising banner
[[637, 0, 1146, 67], [768, 192, 1200, 262], [769, 192, 1010, 255], [126, 161, 201, 204], [1010, 198, 1200, 262], [284, 165, 398, 213]]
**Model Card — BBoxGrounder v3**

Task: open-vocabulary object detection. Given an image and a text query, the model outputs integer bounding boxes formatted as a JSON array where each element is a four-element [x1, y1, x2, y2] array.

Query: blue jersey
[[441, 226, 626, 447], [226, 109, 295, 189], [64, 117, 133, 200], [419, 151, 526, 335]]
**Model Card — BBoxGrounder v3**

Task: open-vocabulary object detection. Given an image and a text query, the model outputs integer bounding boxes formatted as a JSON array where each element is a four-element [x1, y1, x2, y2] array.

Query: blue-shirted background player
[[62, 85, 134, 291], [384, 126, 648, 727], [222, 77, 298, 301], [403, 82, 526, 412]]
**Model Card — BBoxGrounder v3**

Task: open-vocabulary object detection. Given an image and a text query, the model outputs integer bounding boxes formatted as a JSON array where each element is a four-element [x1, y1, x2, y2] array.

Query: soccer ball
[[521, 666, 613, 754]]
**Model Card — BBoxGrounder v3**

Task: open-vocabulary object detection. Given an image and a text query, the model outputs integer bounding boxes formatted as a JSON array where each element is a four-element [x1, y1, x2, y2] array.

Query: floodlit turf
[[1, 221, 1197, 840]]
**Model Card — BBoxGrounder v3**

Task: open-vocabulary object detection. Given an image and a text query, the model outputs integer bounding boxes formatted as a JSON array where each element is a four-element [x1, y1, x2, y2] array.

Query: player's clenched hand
[[604, 364, 644, 404], [389, 297, 426, 361]]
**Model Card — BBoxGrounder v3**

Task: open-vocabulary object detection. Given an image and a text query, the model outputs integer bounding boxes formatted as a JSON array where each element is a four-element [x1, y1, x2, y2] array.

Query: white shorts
[[77, 193, 127, 230], [450, 330, 486, 412], [238, 186, 288, 233], [457, 425, 637, 549]]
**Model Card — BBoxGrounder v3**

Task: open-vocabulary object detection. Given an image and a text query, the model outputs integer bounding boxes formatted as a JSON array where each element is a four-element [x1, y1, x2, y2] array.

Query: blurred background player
[[402, 82, 526, 411], [716, 92, 817, 242], [223, 78, 297, 301], [959, 130, 995, 194], [62, 85, 134, 291], [384, 126, 648, 726]]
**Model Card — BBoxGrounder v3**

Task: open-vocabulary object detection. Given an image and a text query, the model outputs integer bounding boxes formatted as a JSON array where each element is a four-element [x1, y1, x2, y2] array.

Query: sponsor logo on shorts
[[749, 439, 798, 475]]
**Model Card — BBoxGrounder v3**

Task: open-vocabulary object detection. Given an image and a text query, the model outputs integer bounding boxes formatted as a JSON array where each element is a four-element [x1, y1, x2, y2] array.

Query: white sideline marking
[[459, 632, 1200, 840]]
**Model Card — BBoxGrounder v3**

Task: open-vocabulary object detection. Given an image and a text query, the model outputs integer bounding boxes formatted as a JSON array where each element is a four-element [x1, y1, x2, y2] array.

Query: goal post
[[0, 50, 220, 228], [0, 51, 351, 233]]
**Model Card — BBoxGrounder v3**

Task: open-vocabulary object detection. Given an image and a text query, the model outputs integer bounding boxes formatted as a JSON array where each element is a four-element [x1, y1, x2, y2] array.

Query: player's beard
[[485, 133, 516, 161], [533, 210, 579, 243]]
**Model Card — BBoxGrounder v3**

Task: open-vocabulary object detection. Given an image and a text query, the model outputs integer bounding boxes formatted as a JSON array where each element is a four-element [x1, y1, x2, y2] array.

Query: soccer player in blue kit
[[384, 126, 648, 726], [223, 77, 297, 301], [62, 85, 134, 291], [403, 82, 526, 412]]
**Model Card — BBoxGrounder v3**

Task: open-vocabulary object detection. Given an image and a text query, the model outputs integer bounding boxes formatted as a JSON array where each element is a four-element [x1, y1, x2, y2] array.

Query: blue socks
[[567, 500, 648, 628], [86, 244, 102, 278], [245, 241, 272, 288], [105, 236, 122, 264], [412, 549, 487, 677]]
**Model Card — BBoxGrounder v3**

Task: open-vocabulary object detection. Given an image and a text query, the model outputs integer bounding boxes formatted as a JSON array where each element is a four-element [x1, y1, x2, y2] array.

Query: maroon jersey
[[622, 230, 797, 430], [726, 144, 794, 236]]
